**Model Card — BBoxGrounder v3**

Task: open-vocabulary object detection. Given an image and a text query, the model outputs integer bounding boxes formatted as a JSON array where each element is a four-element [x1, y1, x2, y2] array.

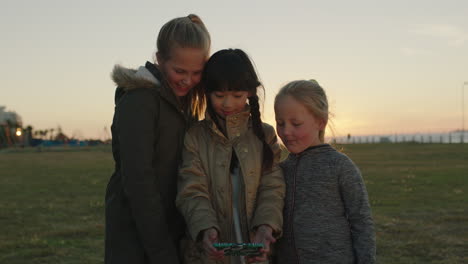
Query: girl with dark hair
[[176, 49, 285, 264]]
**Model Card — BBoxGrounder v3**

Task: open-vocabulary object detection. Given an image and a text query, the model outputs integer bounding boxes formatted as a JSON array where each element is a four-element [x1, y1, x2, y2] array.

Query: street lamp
[[463, 81, 468, 143]]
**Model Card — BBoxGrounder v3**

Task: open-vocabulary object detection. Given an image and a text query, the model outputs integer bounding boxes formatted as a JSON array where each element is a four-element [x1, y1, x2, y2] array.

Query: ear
[[318, 118, 328, 130], [156, 52, 163, 66]]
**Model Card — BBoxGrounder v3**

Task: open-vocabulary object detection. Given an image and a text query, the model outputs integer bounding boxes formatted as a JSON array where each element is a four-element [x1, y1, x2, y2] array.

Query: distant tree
[[55, 126, 70, 143], [42, 130, 48, 140], [25, 125, 33, 146]]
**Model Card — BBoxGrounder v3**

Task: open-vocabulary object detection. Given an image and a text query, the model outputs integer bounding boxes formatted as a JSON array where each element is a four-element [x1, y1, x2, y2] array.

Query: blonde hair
[[156, 14, 211, 119], [275, 79, 329, 142], [157, 14, 211, 60]]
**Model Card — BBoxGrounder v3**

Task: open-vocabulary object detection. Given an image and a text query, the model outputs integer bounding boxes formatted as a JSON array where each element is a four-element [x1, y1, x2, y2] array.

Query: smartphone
[[213, 243, 264, 256]]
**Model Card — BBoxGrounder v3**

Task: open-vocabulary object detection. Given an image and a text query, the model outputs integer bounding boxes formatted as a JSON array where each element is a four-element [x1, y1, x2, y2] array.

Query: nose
[[182, 74, 192, 86], [222, 97, 233, 108], [282, 124, 293, 136]]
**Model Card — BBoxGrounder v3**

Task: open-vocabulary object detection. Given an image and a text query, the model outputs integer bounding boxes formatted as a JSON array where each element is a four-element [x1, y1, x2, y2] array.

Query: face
[[209, 90, 249, 118], [157, 47, 207, 97], [275, 95, 326, 154]]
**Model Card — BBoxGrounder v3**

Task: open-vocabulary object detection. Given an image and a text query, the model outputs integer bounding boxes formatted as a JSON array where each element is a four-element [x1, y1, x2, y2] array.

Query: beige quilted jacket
[[176, 110, 285, 264]]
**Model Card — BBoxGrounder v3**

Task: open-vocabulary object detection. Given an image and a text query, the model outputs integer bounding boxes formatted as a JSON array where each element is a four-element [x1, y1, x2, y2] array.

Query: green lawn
[[0, 144, 467, 263], [338, 144, 468, 264], [0, 146, 112, 264]]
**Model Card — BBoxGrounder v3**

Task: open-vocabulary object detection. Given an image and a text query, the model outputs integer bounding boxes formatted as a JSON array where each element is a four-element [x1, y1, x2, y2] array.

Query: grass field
[[0, 144, 467, 263]]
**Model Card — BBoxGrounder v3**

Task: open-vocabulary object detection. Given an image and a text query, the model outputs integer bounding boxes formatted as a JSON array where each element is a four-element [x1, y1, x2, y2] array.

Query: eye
[[213, 93, 225, 98], [174, 68, 185, 74], [293, 123, 302, 127], [233, 92, 246, 98], [276, 121, 284, 127]]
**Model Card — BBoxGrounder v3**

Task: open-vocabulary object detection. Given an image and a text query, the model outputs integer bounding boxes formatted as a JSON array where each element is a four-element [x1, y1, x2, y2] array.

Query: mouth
[[172, 84, 191, 96], [222, 111, 234, 116], [177, 85, 190, 92]]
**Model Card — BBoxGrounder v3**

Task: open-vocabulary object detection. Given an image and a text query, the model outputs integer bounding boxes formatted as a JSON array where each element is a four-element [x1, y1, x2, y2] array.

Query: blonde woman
[[105, 14, 211, 264]]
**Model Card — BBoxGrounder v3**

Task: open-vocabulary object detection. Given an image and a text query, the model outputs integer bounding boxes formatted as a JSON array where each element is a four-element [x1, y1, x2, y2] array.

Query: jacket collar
[[205, 106, 251, 141], [112, 64, 159, 90], [145, 62, 184, 111], [111, 62, 186, 112]]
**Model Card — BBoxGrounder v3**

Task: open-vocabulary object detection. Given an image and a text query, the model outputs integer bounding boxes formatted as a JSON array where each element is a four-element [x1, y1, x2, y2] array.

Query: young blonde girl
[[274, 80, 376, 264], [105, 14, 210, 264], [176, 49, 285, 264]]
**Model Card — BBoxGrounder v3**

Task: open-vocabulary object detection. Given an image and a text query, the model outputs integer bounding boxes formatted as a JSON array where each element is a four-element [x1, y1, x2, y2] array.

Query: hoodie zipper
[[290, 155, 301, 263]]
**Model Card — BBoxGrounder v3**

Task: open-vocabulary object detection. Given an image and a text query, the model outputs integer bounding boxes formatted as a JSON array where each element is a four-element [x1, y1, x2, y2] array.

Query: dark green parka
[[105, 62, 193, 264]]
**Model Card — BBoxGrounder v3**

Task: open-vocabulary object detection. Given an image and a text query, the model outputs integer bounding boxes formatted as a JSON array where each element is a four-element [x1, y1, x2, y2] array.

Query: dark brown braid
[[248, 95, 274, 171]]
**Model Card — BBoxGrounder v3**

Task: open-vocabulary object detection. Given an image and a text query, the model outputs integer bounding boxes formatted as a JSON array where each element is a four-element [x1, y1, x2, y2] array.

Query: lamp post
[[463, 81, 468, 143]]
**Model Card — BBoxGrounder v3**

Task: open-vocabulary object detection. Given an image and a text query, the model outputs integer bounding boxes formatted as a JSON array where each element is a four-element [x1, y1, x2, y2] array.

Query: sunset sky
[[1, 0, 468, 139]]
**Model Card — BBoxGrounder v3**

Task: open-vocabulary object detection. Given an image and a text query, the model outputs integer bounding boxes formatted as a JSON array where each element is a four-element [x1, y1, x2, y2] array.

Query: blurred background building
[[0, 106, 26, 148]]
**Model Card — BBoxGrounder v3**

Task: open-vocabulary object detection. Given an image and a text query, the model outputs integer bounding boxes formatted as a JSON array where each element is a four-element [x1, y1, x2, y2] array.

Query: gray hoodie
[[276, 144, 376, 264]]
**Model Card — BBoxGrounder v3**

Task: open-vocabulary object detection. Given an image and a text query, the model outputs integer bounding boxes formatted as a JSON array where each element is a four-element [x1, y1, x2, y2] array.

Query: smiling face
[[209, 90, 249, 118], [157, 47, 206, 97], [275, 95, 326, 154]]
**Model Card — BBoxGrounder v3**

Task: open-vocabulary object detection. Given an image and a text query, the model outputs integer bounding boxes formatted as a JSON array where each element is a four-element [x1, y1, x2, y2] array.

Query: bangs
[[203, 49, 258, 93], [205, 70, 250, 92]]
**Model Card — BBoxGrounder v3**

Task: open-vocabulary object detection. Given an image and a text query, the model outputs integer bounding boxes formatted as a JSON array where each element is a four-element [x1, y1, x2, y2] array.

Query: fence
[[330, 131, 468, 144]]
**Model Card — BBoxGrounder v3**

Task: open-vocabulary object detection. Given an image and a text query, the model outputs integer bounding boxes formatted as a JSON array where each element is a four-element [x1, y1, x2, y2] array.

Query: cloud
[[409, 24, 468, 47]]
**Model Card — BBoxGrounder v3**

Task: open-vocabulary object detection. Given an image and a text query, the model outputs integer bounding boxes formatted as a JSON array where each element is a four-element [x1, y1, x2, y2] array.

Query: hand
[[202, 228, 224, 260], [246, 225, 276, 263]]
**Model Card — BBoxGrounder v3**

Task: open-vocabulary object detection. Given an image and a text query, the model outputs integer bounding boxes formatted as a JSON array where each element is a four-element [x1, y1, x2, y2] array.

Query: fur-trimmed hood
[[111, 64, 161, 91], [111, 62, 182, 111]]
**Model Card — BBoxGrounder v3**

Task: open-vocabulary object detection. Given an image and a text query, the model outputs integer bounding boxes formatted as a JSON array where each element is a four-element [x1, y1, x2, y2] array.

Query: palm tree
[[41, 130, 48, 140], [50, 128, 55, 141]]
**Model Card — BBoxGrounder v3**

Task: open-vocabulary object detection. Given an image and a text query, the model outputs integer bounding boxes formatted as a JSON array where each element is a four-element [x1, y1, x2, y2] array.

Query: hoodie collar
[[288, 143, 332, 160]]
